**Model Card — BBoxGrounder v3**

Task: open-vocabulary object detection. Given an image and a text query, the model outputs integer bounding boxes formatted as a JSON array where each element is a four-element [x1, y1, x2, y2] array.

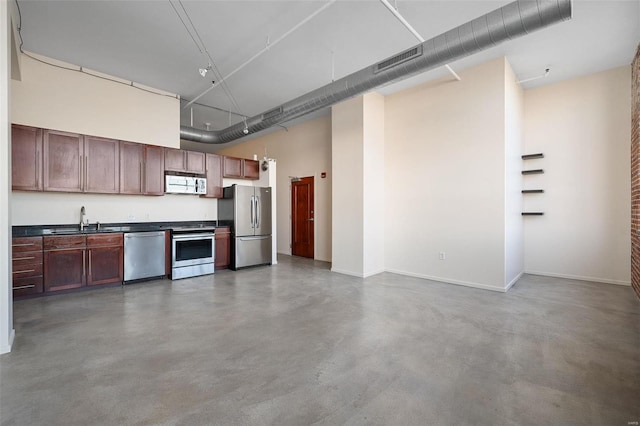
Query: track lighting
[[199, 64, 212, 77], [243, 127, 249, 135]]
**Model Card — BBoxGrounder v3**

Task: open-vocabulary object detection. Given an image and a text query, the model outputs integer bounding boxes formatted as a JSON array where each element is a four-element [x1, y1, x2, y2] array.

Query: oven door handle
[[172, 233, 215, 240]]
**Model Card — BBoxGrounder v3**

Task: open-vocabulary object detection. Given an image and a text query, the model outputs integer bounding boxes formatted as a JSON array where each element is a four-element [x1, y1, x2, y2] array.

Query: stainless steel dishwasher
[[124, 231, 166, 282]]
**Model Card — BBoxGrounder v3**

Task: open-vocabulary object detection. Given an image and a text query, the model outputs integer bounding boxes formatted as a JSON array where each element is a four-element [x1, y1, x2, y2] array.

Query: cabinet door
[[243, 159, 260, 179], [11, 124, 43, 191], [164, 148, 186, 172], [44, 249, 86, 291], [214, 230, 230, 269], [144, 145, 165, 195], [84, 136, 120, 193], [87, 246, 123, 286], [186, 151, 205, 174], [204, 153, 223, 198], [119, 141, 144, 194], [43, 130, 84, 192], [223, 156, 243, 178]]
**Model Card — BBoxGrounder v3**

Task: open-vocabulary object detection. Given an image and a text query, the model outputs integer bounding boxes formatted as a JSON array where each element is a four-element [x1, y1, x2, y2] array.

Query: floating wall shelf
[[522, 153, 544, 160], [522, 189, 544, 194], [522, 169, 544, 175]]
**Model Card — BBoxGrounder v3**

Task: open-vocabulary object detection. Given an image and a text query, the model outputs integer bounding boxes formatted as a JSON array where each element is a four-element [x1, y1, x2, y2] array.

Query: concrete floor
[[1, 255, 639, 426]]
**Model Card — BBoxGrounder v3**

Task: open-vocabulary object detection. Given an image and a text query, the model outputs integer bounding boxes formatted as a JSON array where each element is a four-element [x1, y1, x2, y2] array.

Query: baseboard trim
[[331, 268, 365, 278], [524, 270, 631, 286], [363, 268, 385, 278], [0, 329, 15, 355], [505, 271, 524, 291], [385, 269, 507, 293]]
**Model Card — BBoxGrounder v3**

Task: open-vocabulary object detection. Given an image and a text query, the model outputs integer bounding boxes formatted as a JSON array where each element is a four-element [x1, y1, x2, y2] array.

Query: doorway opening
[[291, 176, 314, 259]]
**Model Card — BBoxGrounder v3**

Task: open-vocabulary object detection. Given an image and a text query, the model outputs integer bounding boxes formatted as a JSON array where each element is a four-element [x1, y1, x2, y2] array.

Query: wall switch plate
[[128, 214, 136, 220], [439, 252, 446, 260]]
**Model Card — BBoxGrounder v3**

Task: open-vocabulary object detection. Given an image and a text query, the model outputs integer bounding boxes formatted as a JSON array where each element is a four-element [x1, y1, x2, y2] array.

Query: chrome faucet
[[80, 206, 87, 231]]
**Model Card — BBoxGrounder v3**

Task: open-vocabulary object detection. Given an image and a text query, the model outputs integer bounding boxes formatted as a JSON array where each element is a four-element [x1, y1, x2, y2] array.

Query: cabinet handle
[[12, 243, 35, 247], [13, 269, 36, 274], [85, 156, 88, 190], [36, 152, 40, 187], [139, 161, 143, 191], [80, 156, 83, 189], [13, 284, 36, 290], [13, 256, 35, 261], [89, 249, 92, 273], [83, 250, 86, 278]]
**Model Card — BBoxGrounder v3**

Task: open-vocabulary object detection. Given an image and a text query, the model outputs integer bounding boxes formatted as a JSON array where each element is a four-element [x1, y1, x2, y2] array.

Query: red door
[[291, 177, 314, 259]]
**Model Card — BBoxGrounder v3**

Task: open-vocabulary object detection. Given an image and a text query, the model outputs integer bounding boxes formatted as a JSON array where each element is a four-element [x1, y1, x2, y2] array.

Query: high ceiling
[[14, 0, 640, 137]]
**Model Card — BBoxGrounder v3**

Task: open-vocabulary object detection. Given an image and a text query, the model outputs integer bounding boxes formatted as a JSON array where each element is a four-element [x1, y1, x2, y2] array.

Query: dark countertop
[[12, 221, 218, 238]]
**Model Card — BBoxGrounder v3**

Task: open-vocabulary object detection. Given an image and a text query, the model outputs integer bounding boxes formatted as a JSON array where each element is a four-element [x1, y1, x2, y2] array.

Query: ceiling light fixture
[[198, 64, 212, 77], [242, 118, 249, 135]]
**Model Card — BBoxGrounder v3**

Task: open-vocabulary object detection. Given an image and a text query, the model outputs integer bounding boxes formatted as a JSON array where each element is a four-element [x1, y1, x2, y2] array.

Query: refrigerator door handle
[[250, 195, 255, 228], [256, 196, 260, 228]]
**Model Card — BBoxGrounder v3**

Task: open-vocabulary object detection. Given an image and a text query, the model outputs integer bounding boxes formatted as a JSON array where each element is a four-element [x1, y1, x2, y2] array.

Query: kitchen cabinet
[[12, 237, 44, 297], [203, 153, 223, 198], [120, 142, 165, 195], [223, 156, 260, 180], [215, 227, 231, 270], [43, 130, 120, 194], [43, 129, 84, 192], [87, 234, 123, 286], [84, 136, 120, 194], [44, 235, 87, 292], [11, 124, 43, 191], [164, 148, 205, 174]]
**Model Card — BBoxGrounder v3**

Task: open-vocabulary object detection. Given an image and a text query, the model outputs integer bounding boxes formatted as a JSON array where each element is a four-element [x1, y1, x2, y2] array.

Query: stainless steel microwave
[[165, 175, 207, 194]]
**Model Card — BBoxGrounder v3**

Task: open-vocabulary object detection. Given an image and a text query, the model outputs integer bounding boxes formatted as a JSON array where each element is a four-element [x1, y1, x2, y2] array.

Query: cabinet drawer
[[44, 235, 86, 250], [87, 233, 123, 248], [12, 262, 43, 278], [12, 250, 43, 268], [13, 276, 44, 297], [12, 236, 43, 252]]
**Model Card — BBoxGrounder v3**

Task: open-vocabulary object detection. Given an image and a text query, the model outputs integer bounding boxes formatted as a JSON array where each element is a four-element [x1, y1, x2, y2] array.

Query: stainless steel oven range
[[171, 227, 215, 279]]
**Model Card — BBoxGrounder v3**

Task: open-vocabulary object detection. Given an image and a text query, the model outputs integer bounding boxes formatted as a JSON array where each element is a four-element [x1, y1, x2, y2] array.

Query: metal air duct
[[180, 0, 572, 144]]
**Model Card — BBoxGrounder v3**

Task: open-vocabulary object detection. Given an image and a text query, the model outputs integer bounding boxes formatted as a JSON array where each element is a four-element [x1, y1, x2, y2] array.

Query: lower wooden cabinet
[[215, 227, 231, 270], [87, 234, 124, 286], [12, 236, 44, 297], [43, 233, 124, 292]]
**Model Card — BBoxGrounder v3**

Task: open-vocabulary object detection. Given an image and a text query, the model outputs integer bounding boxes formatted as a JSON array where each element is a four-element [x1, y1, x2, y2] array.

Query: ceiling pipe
[[183, 0, 338, 110], [180, 0, 572, 144], [379, 0, 461, 81]]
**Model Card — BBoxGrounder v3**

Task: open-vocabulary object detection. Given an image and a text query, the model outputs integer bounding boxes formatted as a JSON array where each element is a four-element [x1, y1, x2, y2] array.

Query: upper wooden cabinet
[[203, 153, 223, 198], [223, 156, 260, 180], [120, 142, 164, 195], [84, 136, 120, 194], [11, 124, 43, 191], [43, 129, 84, 192], [41, 130, 120, 193], [164, 148, 205, 174]]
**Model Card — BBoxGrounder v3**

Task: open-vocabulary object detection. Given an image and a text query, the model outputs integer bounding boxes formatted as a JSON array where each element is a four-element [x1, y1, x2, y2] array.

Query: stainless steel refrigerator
[[218, 185, 272, 270]]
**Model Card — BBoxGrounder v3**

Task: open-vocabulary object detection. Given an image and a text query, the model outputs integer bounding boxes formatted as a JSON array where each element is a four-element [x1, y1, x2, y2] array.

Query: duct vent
[[374, 46, 423, 74], [262, 106, 283, 120]]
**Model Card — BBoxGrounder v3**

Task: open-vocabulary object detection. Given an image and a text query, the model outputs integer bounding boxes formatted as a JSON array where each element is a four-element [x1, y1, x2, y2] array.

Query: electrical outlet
[[439, 252, 446, 260], [128, 214, 136, 220]]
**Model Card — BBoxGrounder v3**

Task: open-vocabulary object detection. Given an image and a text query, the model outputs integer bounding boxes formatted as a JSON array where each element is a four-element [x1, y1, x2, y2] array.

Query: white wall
[[217, 116, 332, 262], [504, 60, 524, 289], [384, 58, 508, 291], [12, 53, 179, 147], [362, 93, 385, 277], [332, 97, 365, 276], [1, 0, 15, 354], [523, 66, 631, 285]]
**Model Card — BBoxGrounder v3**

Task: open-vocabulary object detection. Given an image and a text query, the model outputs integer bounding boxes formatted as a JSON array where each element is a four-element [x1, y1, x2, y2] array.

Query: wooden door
[[204, 153, 223, 198], [11, 124, 43, 191], [44, 249, 86, 291], [84, 136, 119, 193], [291, 176, 314, 258], [87, 246, 123, 285], [119, 141, 144, 194], [214, 228, 231, 269], [144, 145, 165, 195], [43, 130, 84, 192]]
